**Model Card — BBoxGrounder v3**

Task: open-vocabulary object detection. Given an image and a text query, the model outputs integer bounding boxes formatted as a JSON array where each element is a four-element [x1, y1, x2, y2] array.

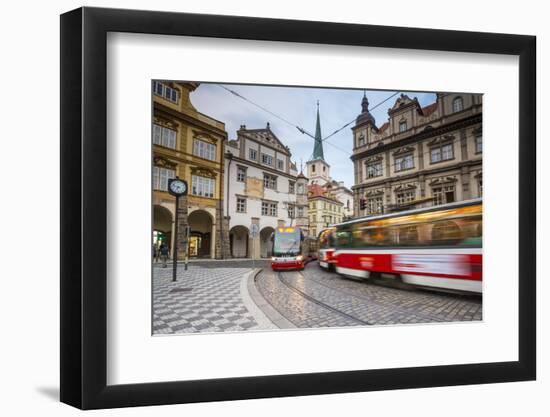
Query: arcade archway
[[188, 210, 213, 258], [229, 225, 249, 258], [259, 226, 275, 258]]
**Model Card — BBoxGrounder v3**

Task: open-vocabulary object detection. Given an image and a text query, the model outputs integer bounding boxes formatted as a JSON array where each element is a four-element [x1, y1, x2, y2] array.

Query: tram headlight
[[296, 255, 304, 261], [271, 256, 277, 261]]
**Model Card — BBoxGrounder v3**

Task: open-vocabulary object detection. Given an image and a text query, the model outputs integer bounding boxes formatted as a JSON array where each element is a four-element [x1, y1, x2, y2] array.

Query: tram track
[[276, 271, 373, 326]]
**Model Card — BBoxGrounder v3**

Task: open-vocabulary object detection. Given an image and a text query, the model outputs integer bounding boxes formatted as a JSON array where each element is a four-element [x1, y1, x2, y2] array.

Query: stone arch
[[188, 209, 214, 258], [229, 225, 249, 258], [153, 205, 173, 250], [259, 226, 275, 258]]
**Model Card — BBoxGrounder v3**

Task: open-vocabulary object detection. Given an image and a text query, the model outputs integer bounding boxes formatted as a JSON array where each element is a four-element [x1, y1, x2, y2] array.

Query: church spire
[[312, 100, 324, 161]]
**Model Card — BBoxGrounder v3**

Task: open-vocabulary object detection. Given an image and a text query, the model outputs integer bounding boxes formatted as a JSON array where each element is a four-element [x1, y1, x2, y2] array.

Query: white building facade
[[224, 124, 308, 259]]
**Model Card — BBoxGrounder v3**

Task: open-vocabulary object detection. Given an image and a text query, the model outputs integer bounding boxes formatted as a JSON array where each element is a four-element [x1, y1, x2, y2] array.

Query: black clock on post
[[168, 178, 188, 197], [167, 177, 188, 281]]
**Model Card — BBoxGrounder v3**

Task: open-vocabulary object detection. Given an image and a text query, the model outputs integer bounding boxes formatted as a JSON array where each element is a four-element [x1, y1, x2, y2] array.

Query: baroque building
[[152, 81, 229, 259], [351, 92, 482, 217], [224, 123, 308, 259]]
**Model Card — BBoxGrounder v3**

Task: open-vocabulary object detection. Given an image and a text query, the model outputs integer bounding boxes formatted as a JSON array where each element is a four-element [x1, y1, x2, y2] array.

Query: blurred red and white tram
[[333, 199, 482, 294], [318, 227, 336, 271]]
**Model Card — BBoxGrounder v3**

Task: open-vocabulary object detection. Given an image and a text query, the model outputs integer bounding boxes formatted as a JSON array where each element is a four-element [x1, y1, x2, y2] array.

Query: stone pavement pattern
[[256, 262, 482, 328], [153, 265, 260, 334]]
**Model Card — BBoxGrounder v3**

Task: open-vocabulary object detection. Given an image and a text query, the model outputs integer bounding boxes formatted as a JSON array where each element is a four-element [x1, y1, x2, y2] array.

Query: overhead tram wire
[[217, 84, 316, 139], [305, 92, 401, 160], [216, 84, 404, 159], [321, 92, 400, 143]]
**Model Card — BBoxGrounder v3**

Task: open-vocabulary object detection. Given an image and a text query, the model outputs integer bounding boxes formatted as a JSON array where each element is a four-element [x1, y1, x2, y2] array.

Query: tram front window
[[273, 232, 301, 256]]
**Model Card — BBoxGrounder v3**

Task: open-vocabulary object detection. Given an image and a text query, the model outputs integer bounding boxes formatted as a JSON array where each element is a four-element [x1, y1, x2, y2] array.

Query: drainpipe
[[224, 151, 233, 259]]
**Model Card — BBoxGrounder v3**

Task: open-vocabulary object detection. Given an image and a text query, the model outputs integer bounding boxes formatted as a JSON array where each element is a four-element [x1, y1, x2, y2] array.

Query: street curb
[[240, 269, 278, 330], [247, 269, 297, 329]]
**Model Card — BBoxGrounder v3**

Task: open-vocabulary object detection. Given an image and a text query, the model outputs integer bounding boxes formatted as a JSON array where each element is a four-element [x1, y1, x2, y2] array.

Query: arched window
[[452, 96, 463, 113]]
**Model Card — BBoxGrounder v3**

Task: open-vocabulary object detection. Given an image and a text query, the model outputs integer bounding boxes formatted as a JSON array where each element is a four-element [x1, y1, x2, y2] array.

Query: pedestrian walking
[[153, 244, 158, 263], [159, 243, 169, 268]]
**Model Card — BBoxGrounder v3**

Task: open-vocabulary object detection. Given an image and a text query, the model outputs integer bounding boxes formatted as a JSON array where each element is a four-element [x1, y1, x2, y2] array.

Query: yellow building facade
[[307, 184, 344, 237], [152, 81, 228, 259]]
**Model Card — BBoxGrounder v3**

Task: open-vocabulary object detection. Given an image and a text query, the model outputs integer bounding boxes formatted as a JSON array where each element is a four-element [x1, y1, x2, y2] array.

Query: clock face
[[169, 179, 187, 195]]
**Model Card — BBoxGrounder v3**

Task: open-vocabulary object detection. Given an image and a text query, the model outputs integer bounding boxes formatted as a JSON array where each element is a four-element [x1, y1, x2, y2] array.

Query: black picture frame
[[60, 6, 536, 410]]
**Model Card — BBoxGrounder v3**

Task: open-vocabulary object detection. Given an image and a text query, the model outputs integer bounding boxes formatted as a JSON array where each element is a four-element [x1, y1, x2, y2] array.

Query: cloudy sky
[[189, 83, 437, 188]]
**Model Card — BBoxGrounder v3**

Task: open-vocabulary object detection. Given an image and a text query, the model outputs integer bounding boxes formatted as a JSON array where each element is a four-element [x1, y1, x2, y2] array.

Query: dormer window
[[399, 120, 407, 132], [453, 97, 463, 113]]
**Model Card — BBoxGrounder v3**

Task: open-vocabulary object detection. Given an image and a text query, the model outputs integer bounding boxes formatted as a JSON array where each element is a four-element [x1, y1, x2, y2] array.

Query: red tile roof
[[378, 122, 390, 133], [421, 102, 438, 116], [307, 184, 341, 202]]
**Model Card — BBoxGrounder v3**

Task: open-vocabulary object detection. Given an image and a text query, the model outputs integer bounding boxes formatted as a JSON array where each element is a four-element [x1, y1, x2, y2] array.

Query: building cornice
[[227, 154, 298, 180], [154, 102, 228, 140], [351, 113, 481, 162], [351, 159, 482, 190]]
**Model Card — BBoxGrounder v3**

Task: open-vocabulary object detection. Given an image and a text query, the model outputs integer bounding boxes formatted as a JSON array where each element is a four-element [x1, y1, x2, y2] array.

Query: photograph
[[151, 81, 483, 335]]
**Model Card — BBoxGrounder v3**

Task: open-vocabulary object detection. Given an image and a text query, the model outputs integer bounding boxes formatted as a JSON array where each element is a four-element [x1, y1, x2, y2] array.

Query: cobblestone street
[[256, 262, 482, 328], [153, 260, 482, 335]]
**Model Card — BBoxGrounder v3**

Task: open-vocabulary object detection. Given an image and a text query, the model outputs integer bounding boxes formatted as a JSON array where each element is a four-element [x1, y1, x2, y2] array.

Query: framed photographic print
[[60, 6, 536, 410]]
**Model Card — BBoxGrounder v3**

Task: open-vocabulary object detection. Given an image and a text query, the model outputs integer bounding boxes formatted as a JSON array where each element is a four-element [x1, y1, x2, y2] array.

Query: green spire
[[312, 100, 324, 161]]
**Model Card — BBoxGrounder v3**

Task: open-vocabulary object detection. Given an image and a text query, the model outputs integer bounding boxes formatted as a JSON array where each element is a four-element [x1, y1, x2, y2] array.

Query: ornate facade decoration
[[351, 91, 483, 216]]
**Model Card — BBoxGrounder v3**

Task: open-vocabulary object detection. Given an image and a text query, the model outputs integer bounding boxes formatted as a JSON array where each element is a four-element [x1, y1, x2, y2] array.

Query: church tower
[[306, 101, 330, 185]]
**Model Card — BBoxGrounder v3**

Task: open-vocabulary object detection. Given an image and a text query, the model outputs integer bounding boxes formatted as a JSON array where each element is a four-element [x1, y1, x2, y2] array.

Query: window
[[261, 201, 277, 216], [152, 81, 178, 103], [249, 148, 258, 160], [366, 161, 383, 178], [453, 97, 463, 113], [263, 174, 277, 190], [236, 166, 246, 182], [153, 124, 177, 149], [430, 143, 454, 163], [312, 215, 317, 223], [191, 175, 215, 198], [432, 184, 456, 205], [288, 205, 295, 218], [193, 139, 216, 161], [153, 166, 176, 191], [261, 153, 273, 166], [312, 164, 316, 172], [475, 136, 482, 153], [396, 190, 415, 205], [297, 183, 304, 194], [358, 134, 365, 147], [277, 159, 284, 170], [297, 207, 304, 217], [366, 196, 384, 215], [289, 181, 295, 194], [236, 197, 246, 213], [323, 166, 326, 172], [399, 120, 407, 132], [478, 177, 483, 197], [395, 154, 414, 172], [311, 202, 316, 209]]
